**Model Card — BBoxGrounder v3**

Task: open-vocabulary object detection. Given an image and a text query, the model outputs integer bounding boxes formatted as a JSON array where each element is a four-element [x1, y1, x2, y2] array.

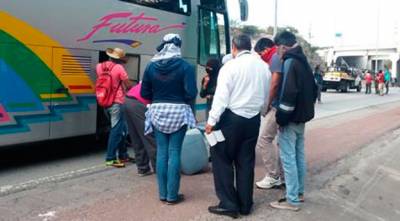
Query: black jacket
[[276, 46, 317, 126]]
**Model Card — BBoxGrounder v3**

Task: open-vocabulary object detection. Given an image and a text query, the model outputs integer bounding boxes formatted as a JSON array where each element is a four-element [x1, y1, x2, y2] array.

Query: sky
[[227, 0, 400, 47]]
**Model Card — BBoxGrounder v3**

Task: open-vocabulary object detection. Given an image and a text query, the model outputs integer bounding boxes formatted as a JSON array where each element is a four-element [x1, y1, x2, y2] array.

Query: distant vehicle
[[322, 67, 362, 92]]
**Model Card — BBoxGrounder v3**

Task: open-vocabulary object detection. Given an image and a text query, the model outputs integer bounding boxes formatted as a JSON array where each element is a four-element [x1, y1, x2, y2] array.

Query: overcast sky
[[227, 0, 400, 47]]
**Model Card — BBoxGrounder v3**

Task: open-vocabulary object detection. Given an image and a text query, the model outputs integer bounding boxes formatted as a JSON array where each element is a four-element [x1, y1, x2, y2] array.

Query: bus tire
[[356, 84, 362, 92], [340, 81, 349, 93]]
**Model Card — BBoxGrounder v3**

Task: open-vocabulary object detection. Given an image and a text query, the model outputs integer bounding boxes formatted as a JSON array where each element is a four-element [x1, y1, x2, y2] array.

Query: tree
[[229, 19, 263, 39], [240, 25, 261, 38], [229, 19, 241, 28]]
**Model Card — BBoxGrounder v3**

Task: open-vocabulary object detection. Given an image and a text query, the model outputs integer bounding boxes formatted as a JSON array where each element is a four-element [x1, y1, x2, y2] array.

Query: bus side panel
[[0, 42, 51, 146], [49, 48, 97, 140], [0, 0, 210, 147], [0, 1, 197, 58]]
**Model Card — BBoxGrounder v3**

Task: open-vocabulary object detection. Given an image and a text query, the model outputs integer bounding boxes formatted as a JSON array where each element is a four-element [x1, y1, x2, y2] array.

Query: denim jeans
[[278, 123, 306, 206], [105, 103, 128, 161], [154, 126, 187, 201]]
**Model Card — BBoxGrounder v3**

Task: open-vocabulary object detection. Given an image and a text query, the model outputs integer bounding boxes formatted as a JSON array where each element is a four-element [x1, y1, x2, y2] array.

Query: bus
[[0, 0, 248, 147]]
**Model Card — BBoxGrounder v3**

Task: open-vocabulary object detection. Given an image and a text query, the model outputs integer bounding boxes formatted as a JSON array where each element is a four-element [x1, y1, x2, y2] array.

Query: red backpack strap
[[101, 61, 116, 73]]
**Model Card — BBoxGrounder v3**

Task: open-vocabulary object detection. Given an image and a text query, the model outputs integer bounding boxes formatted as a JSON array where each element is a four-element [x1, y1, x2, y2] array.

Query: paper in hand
[[205, 130, 225, 146], [205, 132, 217, 146], [214, 130, 225, 142]]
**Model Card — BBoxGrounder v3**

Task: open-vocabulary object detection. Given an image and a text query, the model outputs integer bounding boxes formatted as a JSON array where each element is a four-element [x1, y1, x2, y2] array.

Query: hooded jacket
[[200, 58, 221, 99], [276, 46, 317, 126], [141, 58, 197, 104]]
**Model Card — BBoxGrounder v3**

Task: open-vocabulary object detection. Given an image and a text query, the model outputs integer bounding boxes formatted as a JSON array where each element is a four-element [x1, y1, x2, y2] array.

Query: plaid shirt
[[144, 103, 196, 135]]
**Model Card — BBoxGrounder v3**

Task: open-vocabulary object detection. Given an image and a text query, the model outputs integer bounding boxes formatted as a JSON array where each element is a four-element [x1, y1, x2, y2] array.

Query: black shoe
[[208, 205, 239, 219], [166, 194, 185, 205], [138, 170, 153, 177]]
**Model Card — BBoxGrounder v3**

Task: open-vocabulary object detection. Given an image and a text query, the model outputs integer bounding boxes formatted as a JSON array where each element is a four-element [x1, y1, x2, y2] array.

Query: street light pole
[[375, 0, 380, 73], [273, 0, 278, 37]]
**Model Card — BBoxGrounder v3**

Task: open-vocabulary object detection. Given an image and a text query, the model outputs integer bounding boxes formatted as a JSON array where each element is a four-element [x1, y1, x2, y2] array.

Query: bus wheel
[[340, 81, 349, 93], [356, 84, 362, 92]]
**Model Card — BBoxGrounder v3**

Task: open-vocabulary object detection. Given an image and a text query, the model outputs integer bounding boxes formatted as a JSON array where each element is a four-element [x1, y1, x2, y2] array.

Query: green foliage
[[241, 25, 261, 37]]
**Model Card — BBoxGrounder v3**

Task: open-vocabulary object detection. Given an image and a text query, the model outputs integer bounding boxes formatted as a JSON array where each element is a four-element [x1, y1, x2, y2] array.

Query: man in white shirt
[[205, 34, 271, 218]]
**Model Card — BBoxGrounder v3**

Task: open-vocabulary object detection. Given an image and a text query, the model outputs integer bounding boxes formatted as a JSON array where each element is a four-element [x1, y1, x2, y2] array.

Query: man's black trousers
[[210, 109, 260, 214]]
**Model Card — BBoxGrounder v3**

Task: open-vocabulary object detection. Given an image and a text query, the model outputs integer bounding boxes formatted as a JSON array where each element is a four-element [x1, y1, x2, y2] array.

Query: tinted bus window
[[199, 8, 220, 65], [200, 0, 225, 12], [120, 0, 191, 16]]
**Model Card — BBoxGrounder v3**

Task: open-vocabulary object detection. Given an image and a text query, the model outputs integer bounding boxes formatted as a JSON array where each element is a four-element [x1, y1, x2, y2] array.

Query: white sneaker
[[255, 175, 282, 189]]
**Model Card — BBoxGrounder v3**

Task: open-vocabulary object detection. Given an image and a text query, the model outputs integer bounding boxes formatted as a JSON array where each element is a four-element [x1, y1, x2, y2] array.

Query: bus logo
[[77, 12, 186, 47]]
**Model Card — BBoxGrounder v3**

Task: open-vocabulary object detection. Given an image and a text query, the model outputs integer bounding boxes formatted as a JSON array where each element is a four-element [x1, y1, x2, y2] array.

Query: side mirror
[[239, 0, 248, 21]]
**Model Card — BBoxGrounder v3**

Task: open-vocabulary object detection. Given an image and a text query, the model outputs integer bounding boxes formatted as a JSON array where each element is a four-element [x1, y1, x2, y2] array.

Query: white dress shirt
[[207, 51, 271, 126]]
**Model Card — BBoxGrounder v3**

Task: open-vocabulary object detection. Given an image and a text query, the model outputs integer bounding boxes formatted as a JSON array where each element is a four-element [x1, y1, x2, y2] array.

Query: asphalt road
[[0, 87, 400, 221], [1, 88, 400, 195], [315, 87, 400, 119]]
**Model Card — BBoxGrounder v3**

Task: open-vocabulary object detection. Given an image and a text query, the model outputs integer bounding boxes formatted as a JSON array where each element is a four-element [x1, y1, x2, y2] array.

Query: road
[[316, 88, 400, 119], [0, 88, 400, 220]]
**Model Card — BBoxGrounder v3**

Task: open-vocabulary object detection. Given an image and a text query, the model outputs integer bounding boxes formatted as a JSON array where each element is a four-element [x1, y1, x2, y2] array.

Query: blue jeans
[[105, 104, 128, 161], [279, 123, 306, 205], [154, 126, 187, 201]]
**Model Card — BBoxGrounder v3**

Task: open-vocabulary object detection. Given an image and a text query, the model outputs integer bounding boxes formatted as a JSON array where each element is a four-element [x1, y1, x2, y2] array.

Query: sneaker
[[256, 176, 282, 189], [270, 198, 300, 211], [119, 156, 135, 164], [105, 160, 125, 168]]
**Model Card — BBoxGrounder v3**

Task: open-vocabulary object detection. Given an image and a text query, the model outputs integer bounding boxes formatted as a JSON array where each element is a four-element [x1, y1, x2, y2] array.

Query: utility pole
[[308, 23, 313, 43], [273, 0, 278, 37], [375, 0, 380, 73]]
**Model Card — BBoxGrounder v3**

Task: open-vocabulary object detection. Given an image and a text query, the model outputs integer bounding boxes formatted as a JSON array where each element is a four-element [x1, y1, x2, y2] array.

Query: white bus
[[0, 0, 248, 146]]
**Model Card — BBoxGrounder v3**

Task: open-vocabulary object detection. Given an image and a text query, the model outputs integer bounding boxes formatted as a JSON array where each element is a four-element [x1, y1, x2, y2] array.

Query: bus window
[[217, 13, 228, 56], [199, 8, 220, 65], [120, 0, 191, 16], [200, 0, 226, 12]]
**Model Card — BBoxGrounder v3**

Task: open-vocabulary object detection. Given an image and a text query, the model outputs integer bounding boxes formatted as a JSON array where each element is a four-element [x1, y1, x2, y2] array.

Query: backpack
[[95, 62, 120, 108]]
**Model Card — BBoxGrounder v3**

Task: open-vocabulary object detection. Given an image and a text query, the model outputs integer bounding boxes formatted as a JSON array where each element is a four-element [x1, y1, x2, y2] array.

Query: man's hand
[[205, 123, 213, 134], [202, 75, 210, 88], [261, 104, 271, 117]]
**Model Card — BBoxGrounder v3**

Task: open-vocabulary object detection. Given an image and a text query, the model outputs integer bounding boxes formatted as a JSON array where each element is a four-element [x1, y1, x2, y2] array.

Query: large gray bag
[[180, 128, 208, 175]]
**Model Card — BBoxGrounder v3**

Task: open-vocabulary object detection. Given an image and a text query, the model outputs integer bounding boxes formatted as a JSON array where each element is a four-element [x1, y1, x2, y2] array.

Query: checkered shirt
[[144, 103, 196, 135]]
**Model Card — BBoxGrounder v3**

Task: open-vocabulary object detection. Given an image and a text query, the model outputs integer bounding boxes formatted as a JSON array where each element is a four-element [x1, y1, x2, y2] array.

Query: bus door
[[123, 54, 141, 83], [198, 7, 230, 65], [95, 52, 141, 136], [49, 48, 97, 139], [197, 6, 230, 121]]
